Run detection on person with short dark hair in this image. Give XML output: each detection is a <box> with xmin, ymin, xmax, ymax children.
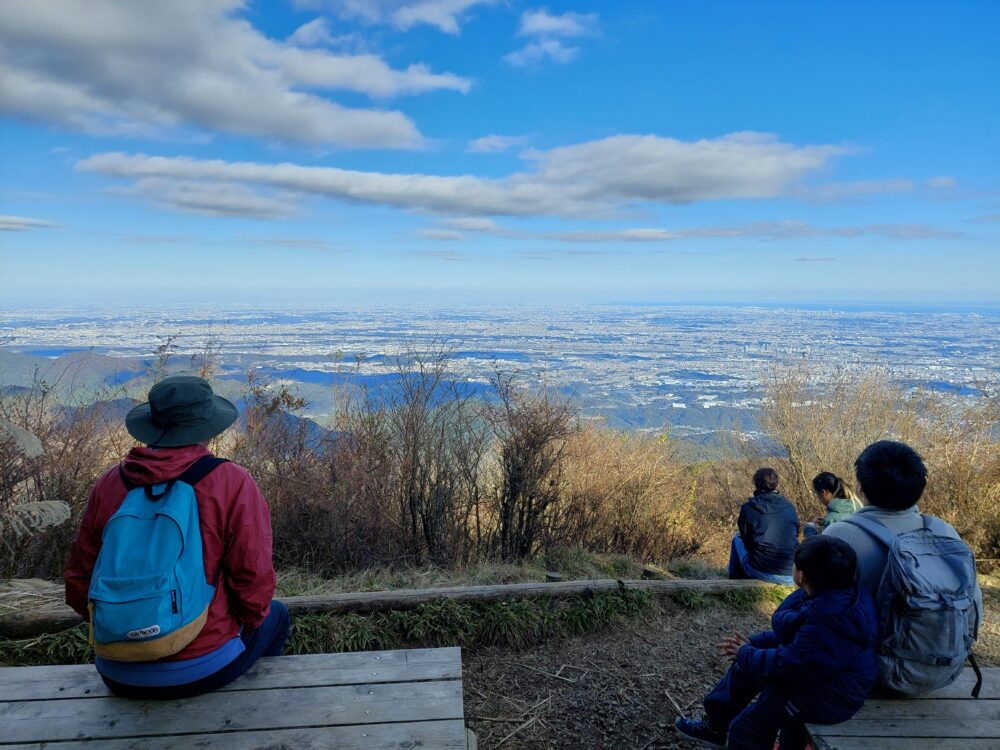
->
<box><xmin>728</xmin><ymin>467</ymin><xmax>799</xmax><ymax>584</ymax></box>
<box><xmin>824</xmin><ymin>440</ymin><xmax>963</xmax><ymax>598</ymax></box>
<box><xmin>803</xmin><ymin>471</ymin><xmax>862</xmax><ymax>537</ymax></box>
<box><xmin>676</xmin><ymin>536</ymin><xmax>878</xmax><ymax>750</ymax></box>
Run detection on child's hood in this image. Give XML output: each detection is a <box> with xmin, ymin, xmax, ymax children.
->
<box><xmin>806</xmin><ymin>585</ymin><xmax>878</xmax><ymax>647</ymax></box>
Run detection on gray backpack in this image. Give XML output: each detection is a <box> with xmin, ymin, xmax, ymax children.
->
<box><xmin>843</xmin><ymin>513</ymin><xmax>983</xmax><ymax>697</ymax></box>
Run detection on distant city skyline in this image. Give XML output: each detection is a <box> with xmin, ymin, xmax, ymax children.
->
<box><xmin>1</xmin><ymin>1</ymin><xmax>998</xmax><ymax>305</ymax></box>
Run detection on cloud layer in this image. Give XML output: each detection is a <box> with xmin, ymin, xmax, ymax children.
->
<box><xmin>294</xmin><ymin>0</ymin><xmax>495</xmax><ymax>34</ymax></box>
<box><xmin>506</xmin><ymin>8</ymin><xmax>599</xmax><ymax>67</ymax></box>
<box><xmin>0</xmin><ymin>0</ymin><xmax>470</xmax><ymax>147</ymax></box>
<box><xmin>428</xmin><ymin>218</ymin><xmax>963</xmax><ymax>244</ymax></box>
<box><xmin>0</xmin><ymin>215</ymin><xmax>59</xmax><ymax>231</ymax></box>
<box><xmin>79</xmin><ymin>132</ymin><xmax>848</xmax><ymax>218</ymax></box>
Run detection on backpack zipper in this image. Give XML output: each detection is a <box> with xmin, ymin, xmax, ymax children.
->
<box><xmin>170</xmin><ymin>589</ymin><xmax>178</xmax><ymax>614</ymax></box>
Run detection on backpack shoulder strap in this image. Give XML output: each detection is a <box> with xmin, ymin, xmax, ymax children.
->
<box><xmin>920</xmin><ymin>513</ymin><xmax>954</xmax><ymax>536</ymax></box>
<box><xmin>841</xmin><ymin>512</ymin><xmax>898</xmax><ymax>548</ymax></box>
<box><xmin>177</xmin><ymin>456</ymin><xmax>229</xmax><ymax>487</ymax></box>
<box><xmin>118</xmin><ymin>464</ymin><xmax>137</xmax><ymax>492</ymax></box>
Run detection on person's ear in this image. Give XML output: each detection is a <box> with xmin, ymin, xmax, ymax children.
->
<box><xmin>793</xmin><ymin>566</ymin><xmax>807</xmax><ymax>589</ymax></box>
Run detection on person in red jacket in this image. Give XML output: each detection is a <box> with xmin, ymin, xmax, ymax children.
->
<box><xmin>65</xmin><ymin>374</ymin><xmax>290</xmax><ymax>699</ymax></box>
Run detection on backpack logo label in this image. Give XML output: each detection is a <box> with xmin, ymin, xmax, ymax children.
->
<box><xmin>127</xmin><ymin>624</ymin><xmax>161</xmax><ymax>639</ymax></box>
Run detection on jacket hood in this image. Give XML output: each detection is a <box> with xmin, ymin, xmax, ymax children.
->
<box><xmin>827</xmin><ymin>498</ymin><xmax>858</xmax><ymax>514</ymax></box>
<box><xmin>806</xmin><ymin>585</ymin><xmax>878</xmax><ymax>648</ymax></box>
<box><xmin>120</xmin><ymin>444</ymin><xmax>212</xmax><ymax>486</ymax></box>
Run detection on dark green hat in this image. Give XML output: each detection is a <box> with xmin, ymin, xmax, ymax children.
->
<box><xmin>126</xmin><ymin>375</ymin><xmax>238</xmax><ymax>447</ymax></box>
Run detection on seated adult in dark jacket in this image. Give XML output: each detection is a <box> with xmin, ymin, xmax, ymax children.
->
<box><xmin>729</xmin><ymin>467</ymin><xmax>799</xmax><ymax>583</ymax></box>
<box><xmin>677</xmin><ymin>536</ymin><xmax>878</xmax><ymax>750</ymax></box>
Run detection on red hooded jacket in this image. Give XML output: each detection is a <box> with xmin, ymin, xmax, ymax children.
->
<box><xmin>65</xmin><ymin>445</ymin><xmax>276</xmax><ymax>661</ymax></box>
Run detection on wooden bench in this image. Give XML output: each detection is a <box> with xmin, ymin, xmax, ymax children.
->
<box><xmin>806</xmin><ymin>667</ymin><xmax>998</xmax><ymax>750</ymax></box>
<box><xmin>0</xmin><ymin>646</ymin><xmax>476</xmax><ymax>749</ymax></box>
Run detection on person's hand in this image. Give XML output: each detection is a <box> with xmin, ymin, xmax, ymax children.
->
<box><xmin>811</xmin><ymin>516</ymin><xmax>822</xmax><ymax>526</ymax></box>
<box><xmin>717</xmin><ymin>630</ymin><xmax>749</xmax><ymax>660</ymax></box>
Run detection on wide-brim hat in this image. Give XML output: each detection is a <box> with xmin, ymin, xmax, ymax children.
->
<box><xmin>126</xmin><ymin>374</ymin><xmax>238</xmax><ymax>448</ymax></box>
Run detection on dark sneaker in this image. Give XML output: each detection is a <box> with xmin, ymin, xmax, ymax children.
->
<box><xmin>674</xmin><ymin>717</ymin><xmax>727</xmax><ymax>749</ymax></box>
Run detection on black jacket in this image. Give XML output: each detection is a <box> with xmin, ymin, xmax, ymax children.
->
<box><xmin>737</xmin><ymin>490</ymin><xmax>800</xmax><ymax>575</ymax></box>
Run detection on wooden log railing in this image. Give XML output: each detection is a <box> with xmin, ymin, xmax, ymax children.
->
<box><xmin>0</xmin><ymin>577</ymin><xmax>775</xmax><ymax>640</ymax></box>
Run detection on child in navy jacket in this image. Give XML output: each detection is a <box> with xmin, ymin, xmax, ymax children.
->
<box><xmin>676</xmin><ymin>535</ymin><xmax>878</xmax><ymax>750</ymax></box>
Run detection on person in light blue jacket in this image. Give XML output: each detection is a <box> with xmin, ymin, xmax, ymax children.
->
<box><xmin>803</xmin><ymin>471</ymin><xmax>862</xmax><ymax>537</ymax></box>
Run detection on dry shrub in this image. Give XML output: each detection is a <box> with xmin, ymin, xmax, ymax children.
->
<box><xmin>484</xmin><ymin>370</ymin><xmax>575</xmax><ymax>562</ymax></box>
<box><xmin>224</xmin><ymin>371</ymin><xmax>336</xmax><ymax>572</ymax></box>
<box><xmin>554</xmin><ymin>425</ymin><xmax>705</xmax><ymax>562</ymax></box>
<box><xmin>0</xmin><ymin>368</ymin><xmax>135</xmax><ymax>577</ymax></box>
<box><xmin>725</xmin><ymin>363</ymin><xmax>1000</xmax><ymax>556</ymax></box>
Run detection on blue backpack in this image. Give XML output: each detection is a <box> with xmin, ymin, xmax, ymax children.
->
<box><xmin>88</xmin><ymin>456</ymin><xmax>227</xmax><ymax>661</ymax></box>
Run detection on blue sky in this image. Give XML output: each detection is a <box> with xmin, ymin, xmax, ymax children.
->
<box><xmin>1</xmin><ymin>0</ymin><xmax>998</xmax><ymax>306</ymax></box>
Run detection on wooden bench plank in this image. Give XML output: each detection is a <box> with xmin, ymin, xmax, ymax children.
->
<box><xmin>0</xmin><ymin>648</ymin><xmax>461</xmax><ymax>701</ymax></box>
<box><xmin>807</xmin><ymin>668</ymin><xmax>999</xmax><ymax>747</ymax></box>
<box><xmin>0</xmin><ymin>681</ymin><xmax>464</xmax><ymax>744</ymax></box>
<box><xmin>848</xmin><ymin>699</ymin><xmax>1000</xmax><ymax>720</ymax></box>
<box><xmin>0</xmin><ymin>719</ymin><xmax>469</xmax><ymax>749</ymax></box>
<box><xmin>811</xmin><ymin>739</ymin><xmax>1000</xmax><ymax>750</ymax></box>
<box><xmin>908</xmin><ymin>668</ymin><xmax>999</xmax><ymax>699</ymax></box>
<box><xmin>812</xmin><ymin>719</ymin><xmax>1000</xmax><ymax>738</ymax></box>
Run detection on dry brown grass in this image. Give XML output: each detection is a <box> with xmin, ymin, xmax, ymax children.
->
<box><xmin>555</xmin><ymin>426</ymin><xmax>704</xmax><ymax>562</ymax></box>
<box><xmin>729</xmin><ymin>364</ymin><xmax>1000</xmax><ymax>556</ymax></box>
<box><xmin>1</xmin><ymin>352</ymin><xmax>997</xmax><ymax>579</ymax></box>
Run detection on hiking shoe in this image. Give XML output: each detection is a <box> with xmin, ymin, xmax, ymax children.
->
<box><xmin>674</xmin><ymin>717</ymin><xmax>727</xmax><ymax>749</ymax></box>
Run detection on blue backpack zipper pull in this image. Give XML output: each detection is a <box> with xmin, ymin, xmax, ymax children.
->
<box><xmin>170</xmin><ymin>589</ymin><xmax>178</xmax><ymax>614</ymax></box>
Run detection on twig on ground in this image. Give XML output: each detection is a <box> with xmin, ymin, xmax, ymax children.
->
<box><xmin>517</xmin><ymin>662</ymin><xmax>578</xmax><ymax>682</ymax></box>
<box><xmin>497</xmin><ymin>717</ymin><xmax>536</xmax><ymax>747</ymax></box>
<box><xmin>664</xmin><ymin>688</ymin><xmax>685</xmax><ymax>717</ymax></box>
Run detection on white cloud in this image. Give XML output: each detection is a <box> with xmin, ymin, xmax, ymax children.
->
<box><xmin>544</xmin><ymin>221</ymin><xmax>963</xmax><ymax>242</ymax></box>
<box><xmin>432</xmin><ymin>218</ymin><xmax>963</xmax><ymax>243</ymax></box>
<box><xmin>413</xmin><ymin>249</ymin><xmax>466</xmax><ymax>261</ymax></box>
<box><xmin>506</xmin><ymin>8</ymin><xmax>598</xmax><ymax>67</ymax></box>
<box><xmin>121</xmin><ymin>177</ymin><xmax>300</xmax><ymax>219</ymax></box>
<box><xmin>466</xmin><ymin>134</ymin><xmax>529</xmax><ymax>153</ymax></box>
<box><xmin>518</xmin><ymin>8</ymin><xmax>598</xmax><ymax>37</ymax></box>
<box><xmin>418</xmin><ymin>229</ymin><xmax>465</xmax><ymax>241</ymax></box>
<box><xmin>0</xmin><ymin>0</ymin><xmax>470</xmax><ymax>147</ymax></box>
<box><xmin>239</xmin><ymin>236</ymin><xmax>339</xmax><ymax>251</ymax></box>
<box><xmin>288</xmin><ymin>18</ymin><xmax>338</xmax><ymax>47</ymax></box>
<box><xmin>0</xmin><ymin>215</ymin><xmax>59</xmax><ymax>231</ymax></box>
<box><xmin>797</xmin><ymin>178</ymin><xmax>915</xmax><ymax>202</ymax></box>
<box><xmin>78</xmin><ymin>133</ymin><xmax>850</xmax><ymax>219</ymax></box>
<box><xmin>295</xmin><ymin>0</ymin><xmax>494</xmax><ymax>34</ymax></box>
<box><xmin>276</xmin><ymin>48</ymin><xmax>471</xmax><ymax>97</ymax></box>
<box><xmin>441</xmin><ymin>217</ymin><xmax>504</xmax><ymax>231</ymax></box>
<box><xmin>505</xmin><ymin>39</ymin><xmax>579</xmax><ymax>67</ymax></box>
<box><xmin>926</xmin><ymin>176</ymin><xmax>958</xmax><ymax>189</ymax></box>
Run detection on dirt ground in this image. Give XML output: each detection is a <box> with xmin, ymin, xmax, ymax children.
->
<box><xmin>463</xmin><ymin>576</ymin><xmax>1000</xmax><ymax>750</ymax></box>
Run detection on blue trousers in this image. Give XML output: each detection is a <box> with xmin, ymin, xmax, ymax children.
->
<box><xmin>704</xmin><ymin>660</ymin><xmax>810</xmax><ymax>750</ymax></box>
<box><xmin>102</xmin><ymin>600</ymin><xmax>292</xmax><ymax>700</ymax></box>
<box><xmin>728</xmin><ymin>536</ymin><xmax>795</xmax><ymax>585</ymax></box>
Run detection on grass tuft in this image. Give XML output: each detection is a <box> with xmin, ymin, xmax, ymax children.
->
<box><xmin>286</xmin><ymin>591</ymin><xmax>653</xmax><ymax>655</ymax></box>
<box><xmin>720</xmin><ymin>585</ymin><xmax>791</xmax><ymax>612</ymax></box>
<box><xmin>0</xmin><ymin>626</ymin><xmax>92</xmax><ymax>667</ymax></box>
